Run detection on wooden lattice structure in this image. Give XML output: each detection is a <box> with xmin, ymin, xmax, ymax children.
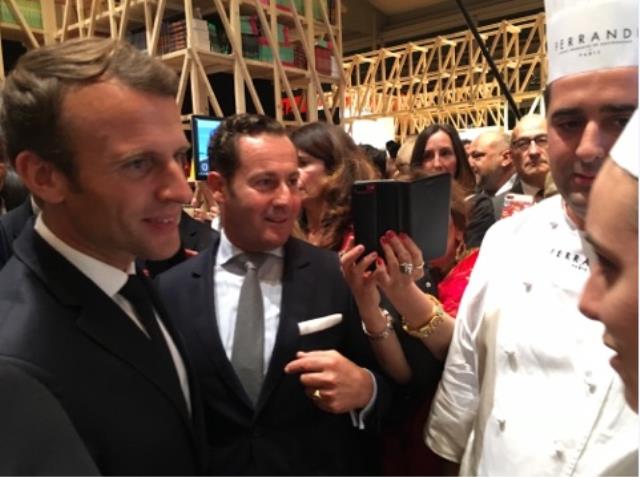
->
<box><xmin>13</xmin><ymin>0</ymin><xmax>345</xmax><ymax>125</ymax></box>
<box><xmin>337</xmin><ymin>13</ymin><xmax>547</xmax><ymax>139</ymax></box>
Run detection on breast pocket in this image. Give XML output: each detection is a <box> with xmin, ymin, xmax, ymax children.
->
<box><xmin>297</xmin><ymin>319</ymin><xmax>344</xmax><ymax>351</ymax></box>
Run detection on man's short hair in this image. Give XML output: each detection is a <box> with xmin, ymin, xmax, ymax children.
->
<box><xmin>1</xmin><ymin>37</ymin><xmax>179</xmax><ymax>177</ymax></box>
<box><xmin>511</xmin><ymin>114</ymin><xmax>547</xmax><ymax>144</ymax></box>
<box><xmin>208</xmin><ymin>113</ymin><xmax>286</xmax><ymax>180</ymax></box>
<box><xmin>478</xmin><ymin>130</ymin><xmax>510</xmax><ymax>151</ymax></box>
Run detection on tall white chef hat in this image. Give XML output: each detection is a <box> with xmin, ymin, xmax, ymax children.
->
<box><xmin>545</xmin><ymin>0</ymin><xmax>638</xmax><ymax>83</ymax></box>
<box><xmin>609</xmin><ymin>111</ymin><xmax>638</xmax><ymax>179</ymax></box>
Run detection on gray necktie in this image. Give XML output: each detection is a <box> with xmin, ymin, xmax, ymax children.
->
<box><xmin>230</xmin><ymin>253</ymin><xmax>267</xmax><ymax>405</ymax></box>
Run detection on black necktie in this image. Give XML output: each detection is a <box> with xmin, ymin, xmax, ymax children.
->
<box><xmin>119</xmin><ymin>274</ymin><xmax>183</xmax><ymax>399</ymax></box>
<box><xmin>120</xmin><ymin>274</ymin><xmax>168</xmax><ymax>344</ymax></box>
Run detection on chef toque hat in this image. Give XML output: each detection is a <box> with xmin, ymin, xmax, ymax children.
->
<box><xmin>545</xmin><ymin>0</ymin><xmax>638</xmax><ymax>84</ymax></box>
<box><xmin>609</xmin><ymin>111</ymin><xmax>639</xmax><ymax>179</ymax></box>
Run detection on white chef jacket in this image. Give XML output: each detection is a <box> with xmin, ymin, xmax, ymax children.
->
<box><xmin>426</xmin><ymin>195</ymin><xmax>638</xmax><ymax>476</ymax></box>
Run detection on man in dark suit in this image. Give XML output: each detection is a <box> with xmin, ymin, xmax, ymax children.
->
<box><xmin>492</xmin><ymin>114</ymin><xmax>554</xmax><ymax>218</ymax></box>
<box><xmin>465</xmin><ymin>131</ymin><xmax>515</xmax><ymax>245</ymax></box>
<box><xmin>468</xmin><ymin>130</ymin><xmax>514</xmax><ymax>201</ymax></box>
<box><xmin>0</xmin><ymin>359</ymin><xmax>99</xmax><ymax>476</ymax></box>
<box><xmin>156</xmin><ymin>114</ymin><xmax>391</xmax><ymax>475</ymax></box>
<box><xmin>0</xmin><ymin>168</ymin><xmax>29</xmax><ymax>213</ymax></box>
<box><xmin>0</xmin><ymin>196</ymin><xmax>33</xmax><ymax>268</ymax></box>
<box><xmin>0</xmin><ymin>38</ymin><xmax>205</xmax><ymax>475</ymax></box>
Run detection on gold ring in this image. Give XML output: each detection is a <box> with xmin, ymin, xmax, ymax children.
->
<box><xmin>415</xmin><ymin>261</ymin><xmax>425</xmax><ymax>269</ymax></box>
<box><xmin>312</xmin><ymin>389</ymin><xmax>322</xmax><ymax>400</ymax></box>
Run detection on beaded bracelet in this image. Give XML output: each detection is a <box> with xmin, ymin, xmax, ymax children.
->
<box><xmin>362</xmin><ymin>308</ymin><xmax>394</xmax><ymax>341</ymax></box>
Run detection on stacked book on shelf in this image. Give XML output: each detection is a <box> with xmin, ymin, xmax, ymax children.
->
<box><xmin>315</xmin><ymin>38</ymin><xmax>338</xmax><ymax>77</ymax></box>
<box><xmin>240</xmin><ymin>14</ymin><xmax>298</xmax><ymax>67</ymax></box>
<box><xmin>127</xmin><ymin>17</ymin><xmax>229</xmax><ymax>55</ymax></box>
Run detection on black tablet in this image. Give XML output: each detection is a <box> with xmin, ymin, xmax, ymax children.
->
<box><xmin>351</xmin><ymin>173</ymin><xmax>451</xmax><ymax>261</ymax></box>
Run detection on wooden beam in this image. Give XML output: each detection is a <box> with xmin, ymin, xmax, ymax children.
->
<box><xmin>118</xmin><ymin>0</ymin><xmax>132</xmax><ymax>41</ymax></box>
<box><xmin>176</xmin><ymin>52</ymin><xmax>191</xmax><ymax>111</ymax></box>
<box><xmin>286</xmin><ymin>0</ymin><xmax>332</xmax><ymax>124</ymax></box>
<box><xmin>191</xmin><ymin>49</ymin><xmax>224</xmax><ymax>117</ymax></box>
<box><xmin>252</xmin><ymin>0</ymin><xmax>302</xmax><ymax>123</ymax></box>
<box><xmin>212</xmin><ymin>0</ymin><xmax>265</xmax><ymax>115</ymax></box>
<box><xmin>148</xmin><ymin>0</ymin><xmax>166</xmax><ymax>57</ymax></box>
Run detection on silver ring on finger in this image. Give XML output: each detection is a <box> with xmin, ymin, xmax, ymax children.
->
<box><xmin>399</xmin><ymin>262</ymin><xmax>413</xmax><ymax>275</ymax></box>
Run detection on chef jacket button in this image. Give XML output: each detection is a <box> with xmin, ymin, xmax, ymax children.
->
<box><xmin>497</xmin><ymin>419</ymin><xmax>506</xmax><ymax>431</ymax></box>
<box><xmin>552</xmin><ymin>441</ymin><xmax>565</xmax><ymax>460</ymax></box>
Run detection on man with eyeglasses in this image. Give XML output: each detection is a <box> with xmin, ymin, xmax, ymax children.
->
<box><xmin>492</xmin><ymin>114</ymin><xmax>554</xmax><ymax>218</ymax></box>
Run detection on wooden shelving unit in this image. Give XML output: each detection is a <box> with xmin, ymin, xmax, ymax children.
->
<box><xmin>0</xmin><ymin>2</ymin><xmax>548</xmax><ymax>141</ymax></box>
<box><xmin>45</xmin><ymin>0</ymin><xmax>344</xmax><ymax>126</ymax></box>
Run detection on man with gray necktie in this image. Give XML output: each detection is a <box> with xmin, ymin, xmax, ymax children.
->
<box><xmin>156</xmin><ymin>113</ymin><xmax>392</xmax><ymax>475</ymax></box>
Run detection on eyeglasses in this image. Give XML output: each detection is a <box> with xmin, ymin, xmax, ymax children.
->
<box><xmin>512</xmin><ymin>135</ymin><xmax>548</xmax><ymax>151</ymax></box>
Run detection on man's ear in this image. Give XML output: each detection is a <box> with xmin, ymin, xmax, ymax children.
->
<box><xmin>15</xmin><ymin>151</ymin><xmax>68</xmax><ymax>204</ymax></box>
<box><xmin>500</xmin><ymin>149</ymin><xmax>513</xmax><ymax>168</ymax></box>
<box><xmin>207</xmin><ymin>171</ymin><xmax>226</xmax><ymax>205</ymax></box>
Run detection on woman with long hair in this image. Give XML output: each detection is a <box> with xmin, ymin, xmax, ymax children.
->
<box><xmin>291</xmin><ymin>121</ymin><xmax>377</xmax><ymax>251</ymax></box>
<box><xmin>410</xmin><ymin>123</ymin><xmax>475</xmax><ymax>194</ymax></box>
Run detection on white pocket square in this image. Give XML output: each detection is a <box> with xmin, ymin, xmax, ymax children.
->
<box><xmin>298</xmin><ymin>314</ymin><xmax>342</xmax><ymax>336</ymax></box>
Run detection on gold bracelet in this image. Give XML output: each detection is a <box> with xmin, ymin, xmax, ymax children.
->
<box><xmin>401</xmin><ymin>294</ymin><xmax>445</xmax><ymax>339</ymax></box>
<box><xmin>362</xmin><ymin>308</ymin><xmax>394</xmax><ymax>341</ymax></box>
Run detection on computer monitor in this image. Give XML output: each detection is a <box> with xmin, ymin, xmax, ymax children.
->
<box><xmin>191</xmin><ymin>115</ymin><xmax>223</xmax><ymax>180</ymax></box>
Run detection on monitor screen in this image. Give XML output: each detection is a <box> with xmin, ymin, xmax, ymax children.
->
<box><xmin>191</xmin><ymin>115</ymin><xmax>222</xmax><ymax>180</ymax></box>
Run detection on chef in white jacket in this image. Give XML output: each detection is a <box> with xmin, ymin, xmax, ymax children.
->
<box><xmin>579</xmin><ymin>112</ymin><xmax>639</xmax><ymax>476</ymax></box>
<box><xmin>425</xmin><ymin>0</ymin><xmax>639</xmax><ymax>475</ymax></box>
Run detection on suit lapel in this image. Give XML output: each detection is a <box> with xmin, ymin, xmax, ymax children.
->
<box><xmin>511</xmin><ymin>178</ymin><xmax>524</xmax><ymax>194</ymax></box>
<box><xmin>13</xmin><ymin>227</ymin><xmax>191</xmax><ymax>424</ymax></box>
<box><xmin>179</xmin><ymin>211</ymin><xmax>214</xmax><ymax>251</ymax></box>
<box><xmin>256</xmin><ymin>238</ymin><xmax>312</xmax><ymax>413</ymax></box>
<box><xmin>187</xmin><ymin>236</ymin><xmax>254</xmax><ymax>408</ymax></box>
<box><xmin>8</xmin><ymin>199</ymin><xmax>33</xmax><ymax>242</ymax></box>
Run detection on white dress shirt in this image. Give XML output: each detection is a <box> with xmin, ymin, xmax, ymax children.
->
<box><xmin>495</xmin><ymin>173</ymin><xmax>517</xmax><ymax>196</ymax></box>
<box><xmin>34</xmin><ymin>215</ymin><xmax>191</xmax><ymax>414</ymax></box>
<box><xmin>214</xmin><ymin>229</ymin><xmax>283</xmax><ymax>371</ymax></box>
<box><xmin>426</xmin><ymin>195</ymin><xmax>638</xmax><ymax>475</ymax></box>
<box><xmin>214</xmin><ymin>230</ymin><xmax>376</xmax><ymax>428</ymax></box>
